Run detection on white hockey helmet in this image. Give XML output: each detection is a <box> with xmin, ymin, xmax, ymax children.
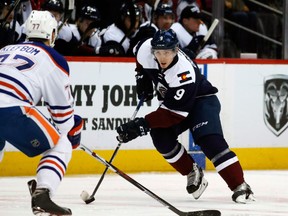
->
<box><xmin>25</xmin><ymin>10</ymin><xmax>58</xmax><ymax>47</ymax></box>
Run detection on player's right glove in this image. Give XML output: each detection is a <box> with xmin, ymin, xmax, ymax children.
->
<box><xmin>135</xmin><ymin>72</ymin><xmax>154</xmax><ymax>102</ymax></box>
<box><xmin>68</xmin><ymin>115</ymin><xmax>83</xmax><ymax>149</ymax></box>
<box><xmin>116</xmin><ymin>118</ymin><xmax>150</xmax><ymax>143</ymax></box>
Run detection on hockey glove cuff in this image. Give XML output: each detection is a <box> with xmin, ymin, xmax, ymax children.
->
<box><xmin>116</xmin><ymin>118</ymin><xmax>150</xmax><ymax>143</ymax></box>
<box><xmin>68</xmin><ymin>115</ymin><xmax>84</xmax><ymax>149</ymax></box>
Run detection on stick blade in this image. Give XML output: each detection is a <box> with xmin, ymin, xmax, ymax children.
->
<box><xmin>84</xmin><ymin>197</ymin><xmax>95</xmax><ymax>204</ymax></box>
<box><xmin>187</xmin><ymin>210</ymin><xmax>221</xmax><ymax>216</ymax></box>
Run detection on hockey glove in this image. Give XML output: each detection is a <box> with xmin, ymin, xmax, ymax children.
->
<box><xmin>186</xmin><ymin>35</ymin><xmax>205</xmax><ymax>53</ymax></box>
<box><xmin>99</xmin><ymin>41</ymin><xmax>126</xmax><ymax>56</ymax></box>
<box><xmin>68</xmin><ymin>115</ymin><xmax>84</xmax><ymax>149</ymax></box>
<box><xmin>136</xmin><ymin>72</ymin><xmax>154</xmax><ymax>102</ymax></box>
<box><xmin>116</xmin><ymin>118</ymin><xmax>150</xmax><ymax>143</ymax></box>
<box><xmin>196</xmin><ymin>48</ymin><xmax>218</xmax><ymax>59</ymax></box>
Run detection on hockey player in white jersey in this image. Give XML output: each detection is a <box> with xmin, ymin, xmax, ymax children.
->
<box><xmin>99</xmin><ymin>2</ymin><xmax>141</xmax><ymax>56</ymax></box>
<box><xmin>0</xmin><ymin>10</ymin><xmax>83</xmax><ymax>215</ymax></box>
<box><xmin>171</xmin><ymin>5</ymin><xmax>218</xmax><ymax>59</ymax></box>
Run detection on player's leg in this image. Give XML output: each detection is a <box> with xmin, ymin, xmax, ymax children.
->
<box><xmin>190</xmin><ymin>95</ymin><xmax>255</xmax><ymax>203</ymax></box>
<box><xmin>150</xmin><ymin>127</ymin><xmax>207</xmax><ymax>199</ymax></box>
<box><xmin>197</xmin><ymin>134</ymin><xmax>255</xmax><ymax>203</ymax></box>
<box><xmin>0</xmin><ymin>106</ymin><xmax>72</xmax><ymax>215</ymax></box>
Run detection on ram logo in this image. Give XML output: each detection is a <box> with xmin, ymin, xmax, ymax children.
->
<box><xmin>264</xmin><ymin>74</ymin><xmax>288</xmax><ymax>136</ymax></box>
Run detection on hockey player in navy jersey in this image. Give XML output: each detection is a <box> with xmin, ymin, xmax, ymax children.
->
<box><xmin>116</xmin><ymin>29</ymin><xmax>255</xmax><ymax>204</ymax></box>
<box><xmin>0</xmin><ymin>10</ymin><xmax>83</xmax><ymax>215</ymax></box>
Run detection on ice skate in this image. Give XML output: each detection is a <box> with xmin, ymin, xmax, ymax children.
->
<box><xmin>186</xmin><ymin>163</ymin><xmax>208</xmax><ymax>199</ymax></box>
<box><xmin>232</xmin><ymin>182</ymin><xmax>256</xmax><ymax>204</ymax></box>
<box><xmin>32</xmin><ymin>188</ymin><xmax>72</xmax><ymax>216</ymax></box>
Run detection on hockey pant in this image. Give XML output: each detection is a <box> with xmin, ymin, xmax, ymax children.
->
<box><xmin>0</xmin><ymin>106</ymin><xmax>72</xmax><ymax>196</ymax></box>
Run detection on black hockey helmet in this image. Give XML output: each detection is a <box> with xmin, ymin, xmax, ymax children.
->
<box><xmin>79</xmin><ymin>5</ymin><xmax>101</xmax><ymax>22</ymax></box>
<box><xmin>116</xmin><ymin>2</ymin><xmax>141</xmax><ymax>35</ymax></box>
<box><xmin>119</xmin><ymin>2</ymin><xmax>140</xmax><ymax>19</ymax></box>
<box><xmin>151</xmin><ymin>29</ymin><xmax>179</xmax><ymax>50</ymax></box>
<box><xmin>154</xmin><ymin>3</ymin><xmax>174</xmax><ymax>17</ymax></box>
<box><xmin>41</xmin><ymin>0</ymin><xmax>64</xmax><ymax>13</ymax></box>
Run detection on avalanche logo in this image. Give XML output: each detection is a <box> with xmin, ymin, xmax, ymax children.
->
<box><xmin>177</xmin><ymin>71</ymin><xmax>192</xmax><ymax>83</ymax></box>
<box><xmin>264</xmin><ymin>74</ymin><xmax>288</xmax><ymax>136</ymax></box>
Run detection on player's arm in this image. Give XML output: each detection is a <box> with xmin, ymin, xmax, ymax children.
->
<box><xmin>116</xmin><ymin>77</ymin><xmax>198</xmax><ymax>143</ymax></box>
<box><xmin>135</xmin><ymin>61</ymin><xmax>154</xmax><ymax>101</ymax></box>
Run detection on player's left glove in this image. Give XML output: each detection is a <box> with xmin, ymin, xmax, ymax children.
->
<box><xmin>116</xmin><ymin>118</ymin><xmax>150</xmax><ymax>143</ymax></box>
<box><xmin>68</xmin><ymin>115</ymin><xmax>84</xmax><ymax>149</ymax></box>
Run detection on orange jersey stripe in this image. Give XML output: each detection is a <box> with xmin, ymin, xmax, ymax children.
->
<box><xmin>24</xmin><ymin>107</ymin><xmax>60</xmax><ymax>144</ymax></box>
<box><xmin>38</xmin><ymin>159</ymin><xmax>65</xmax><ymax>176</ymax></box>
<box><xmin>48</xmin><ymin>108</ymin><xmax>74</xmax><ymax>118</ymax></box>
<box><xmin>0</xmin><ymin>80</ymin><xmax>30</xmax><ymax>102</ymax></box>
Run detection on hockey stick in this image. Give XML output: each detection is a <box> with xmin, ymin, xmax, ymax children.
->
<box><xmin>196</xmin><ymin>18</ymin><xmax>219</xmax><ymax>53</ymax></box>
<box><xmin>81</xmin><ymin>96</ymin><xmax>144</xmax><ymax>204</ymax></box>
<box><xmin>80</xmin><ymin>144</ymin><xmax>221</xmax><ymax>216</ymax></box>
<box><xmin>1</xmin><ymin>0</ymin><xmax>21</xmax><ymax>29</ymax></box>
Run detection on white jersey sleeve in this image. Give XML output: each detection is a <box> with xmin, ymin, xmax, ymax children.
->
<box><xmin>0</xmin><ymin>41</ymin><xmax>74</xmax><ymax>134</ymax></box>
<box><xmin>171</xmin><ymin>22</ymin><xmax>192</xmax><ymax>48</ymax></box>
<box><xmin>136</xmin><ymin>38</ymin><xmax>158</xmax><ymax>69</ymax></box>
<box><xmin>102</xmin><ymin>24</ymin><xmax>130</xmax><ymax>53</ymax></box>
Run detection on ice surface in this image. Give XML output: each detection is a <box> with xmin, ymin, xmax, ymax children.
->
<box><xmin>0</xmin><ymin>170</ymin><xmax>287</xmax><ymax>216</ymax></box>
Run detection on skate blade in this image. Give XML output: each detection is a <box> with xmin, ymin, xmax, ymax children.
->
<box><xmin>34</xmin><ymin>212</ymin><xmax>71</xmax><ymax>216</ymax></box>
<box><xmin>234</xmin><ymin>193</ymin><xmax>256</xmax><ymax>204</ymax></box>
<box><xmin>247</xmin><ymin>193</ymin><xmax>256</xmax><ymax>202</ymax></box>
<box><xmin>192</xmin><ymin>178</ymin><xmax>208</xmax><ymax>199</ymax></box>
<box><xmin>33</xmin><ymin>208</ymin><xmax>71</xmax><ymax>216</ymax></box>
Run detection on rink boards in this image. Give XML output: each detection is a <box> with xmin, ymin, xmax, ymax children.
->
<box><xmin>1</xmin><ymin>58</ymin><xmax>288</xmax><ymax>176</ymax></box>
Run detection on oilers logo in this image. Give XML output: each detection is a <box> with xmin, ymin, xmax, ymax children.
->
<box><xmin>264</xmin><ymin>74</ymin><xmax>288</xmax><ymax>136</ymax></box>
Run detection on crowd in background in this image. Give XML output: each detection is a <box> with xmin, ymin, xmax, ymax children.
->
<box><xmin>0</xmin><ymin>0</ymin><xmax>284</xmax><ymax>59</ymax></box>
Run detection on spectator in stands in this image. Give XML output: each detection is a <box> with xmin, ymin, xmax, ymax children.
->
<box><xmin>69</xmin><ymin>4</ymin><xmax>103</xmax><ymax>56</ymax></box>
<box><xmin>98</xmin><ymin>1</ymin><xmax>141</xmax><ymax>56</ymax></box>
<box><xmin>171</xmin><ymin>5</ymin><xmax>218</xmax><ymax>59</ymax></box>
<box><xmin>224</xmin><ymin>0</ymin><xmax>258</xmax><ymax>53</ymax></box>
